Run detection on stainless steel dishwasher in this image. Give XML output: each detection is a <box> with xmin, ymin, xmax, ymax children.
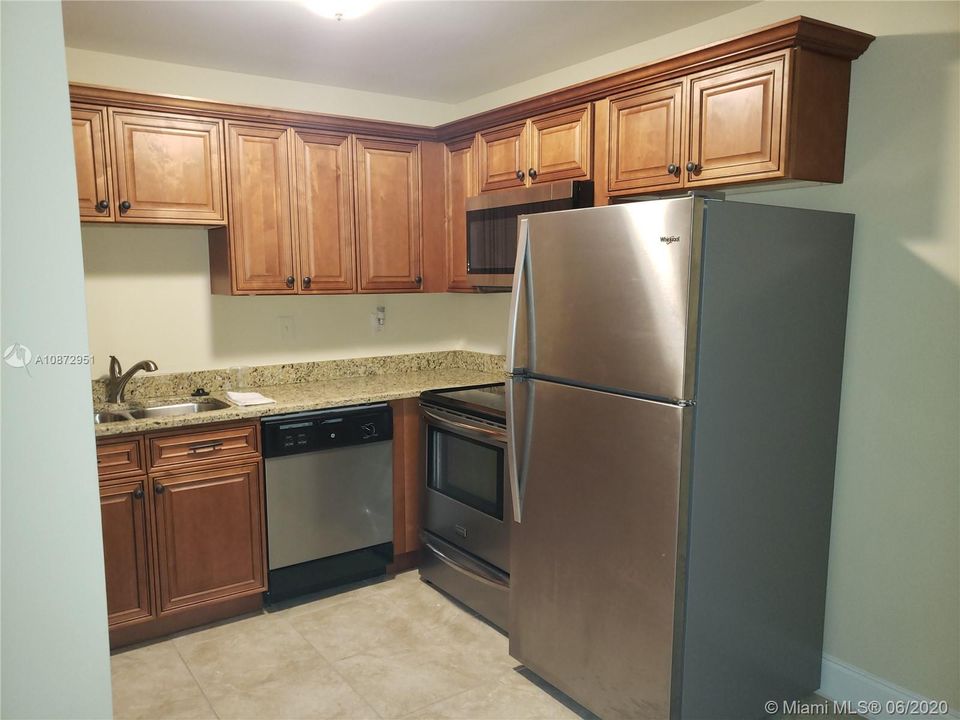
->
<box><xmin>261</xmin><ymin>404</ymin><xmax>393</xmax><ymax>602</ymax></box>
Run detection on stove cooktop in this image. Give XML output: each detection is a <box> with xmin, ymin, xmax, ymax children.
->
<box><xmin>419</xmin><ymin>383</ymin><xmax>506</xmax><ymax>422</ymax></box>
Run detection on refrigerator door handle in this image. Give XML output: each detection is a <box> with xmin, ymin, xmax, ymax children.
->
<box><xmin>506</xmin><ymin>218</ymin><xmax>530</xmax><ymax>373</ymax></box>
<box><xmin>506</xmin><ymin>376</ymin><xmax>529</xmax><ymax>523</ymax></box>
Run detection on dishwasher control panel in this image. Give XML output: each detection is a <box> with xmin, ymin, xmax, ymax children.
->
<box><xmin>261</xmin><ymin>404</ymin><xmax>393</xmax><ymax>458</ymax></box>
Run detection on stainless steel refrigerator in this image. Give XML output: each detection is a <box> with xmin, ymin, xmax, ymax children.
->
<box><xmin>505</xmin><ymin>195</ymin><xmax>854</xmax><ymax>720</ymax></box>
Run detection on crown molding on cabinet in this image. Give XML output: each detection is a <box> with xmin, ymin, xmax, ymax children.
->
<box><xmin>69</xmin><ymin>16</ymin><xmax>873</xmax><ymax>145</ymax></box>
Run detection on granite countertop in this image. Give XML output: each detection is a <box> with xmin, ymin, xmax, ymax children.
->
<box><xmin>93</xmin><ymin>366</ymin><xmax>504</xmax><ymax>437</ymax></box>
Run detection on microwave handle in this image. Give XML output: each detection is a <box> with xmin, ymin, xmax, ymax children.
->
<box><xmin>506</xmin><ymin>219</ymin><xmax>530</xmax><ymax>374</ymax></box>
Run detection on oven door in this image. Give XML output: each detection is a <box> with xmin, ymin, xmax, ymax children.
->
<box><xmin>421</xmin><ymin>406</ymin><xmax>511</xmax><ymax>571</ymax></box>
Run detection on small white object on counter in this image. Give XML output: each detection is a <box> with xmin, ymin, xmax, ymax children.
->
<box><xmin>226</xmin><ymin>391</ymin><xmax>276</xmax><ymax>406</ymax></box>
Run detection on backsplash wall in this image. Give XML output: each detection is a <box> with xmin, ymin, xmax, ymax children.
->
<box><xmin>81</xmin><ymin>224</ymin><xmax>511</xmax><ymax>377</ymax></box>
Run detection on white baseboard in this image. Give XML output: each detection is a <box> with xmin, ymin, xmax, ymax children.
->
<box><xmin>819</xmin><ymin>654</ymin><xmax>959</xmax><ymax>719</ymax></box>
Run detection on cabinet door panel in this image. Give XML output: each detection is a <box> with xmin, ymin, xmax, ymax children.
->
<box><xmin>355</xmin><ymin>137</ymin><xmax>422</xmax><ymax>292</ymax></box>
<box><xmin>227</xmin><ymin>124</ymin><xmax>296</xmax><ymax>293</ymax></box>
<box><xmin>154</xmin><ymin>462</ymin><xmax>265</xmax><ymax>612</ymax></box>
<box><xmin>608</xmin><ymin>83</ymin><xmax>684</xmax><ymax>193</ymax></box>
<box><xmin>292</xmin><ymin>131</ymin><xmax>356</xmax><ymax>293</ymax></box>
<box><xmin>100</xmin><ymin>480</ymin><xmax>154</xmax><ymax>626</ymax></box>
<box><xmin>109</xmin><ymin>109</ymin><xmax>226</xmax><ymax>223</ymax></box>
<box><xmin>444</xmin><ymin>138</ymin><xmax>477</xmax><ymax>291</ymax></box>
<box><xmin>478</xmin><ymin>122</ymin><xmax>527</xmax><ymax>192</ymax></box>
<box><xmin>687</xmin><ymin>54</ymin><xmax>787</xmax><ymax>184</ymax></box>
<box><xmin>73</xmin><ymin>106</ymin><xmax>113</xmax><ymax>221</ymax></box>
<box><xmin>530</xmin><ymin>104</ymin><xmax>592</xmax><ymax>184</ymax></box>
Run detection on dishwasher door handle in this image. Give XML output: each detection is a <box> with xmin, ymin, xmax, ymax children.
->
<box><xmin>420</xmin><ymin>532</ymin><xmax>509</xmax><ymax>590</ymax></box>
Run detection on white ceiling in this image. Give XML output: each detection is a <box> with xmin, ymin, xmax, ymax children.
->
<box><xmin>61</xmin><ymin>1</ymin><xmax>752</xmax><ymax>104</ymax></box>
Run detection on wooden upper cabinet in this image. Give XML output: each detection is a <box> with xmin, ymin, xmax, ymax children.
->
<box><xmin>608</xmin><ymin>82</ymin><xmax>684</xmax><ymax>193</ymax></box>
<box><xmin>291</xmin><ymin>131</ymin><xmax>356</xmax><ymax>293</ymax></box>
<box><xmin>686</xmin><ymin>52</ymin><xmax>787</xmax><ymax>185</ymax></box>
<box><xmin>72</xmin><ymin>106</ymin><xmax>113</xmax><ymax>221</ymax></box>
<box><xmin>478</xmin><ymin>122</ymin><xmax>527</xmax><ymax>192</ymax></box>
<box><xmin>100</xmin><ymin>480</ymin><xmax>154</xmax><ymax>627</ymax></box>
<box><xmin>355</xmin><ymin>137</ymin><xmax>422</xmax><ymax>292</ymax></box>
<box><xmin>109</xmin><ymin>109</ymin><xmax>226</xmax><ymax>223</ymax></box>
<box><xmin>444</xmin><ymin>138</ymin><xmax>477</xmax><ymax>291</ymax></box>
<box><xmin>226</xmin><ymin>124</ymin><xmax>296</xmax><ymax>293</ymax></box>
<box><xmin>529</xmin><ymin>104</ymin><xmax>592</xmax><ymax>184</ymax></box>
<box><xmin>153</xmin><ymin>462</ymin><xmax>265</xmax><ymax>613</ymax></box>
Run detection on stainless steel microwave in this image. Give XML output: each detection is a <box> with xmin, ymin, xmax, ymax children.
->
<box><xmin>465</xmin><ymin>180</ymin><xmax>594</xmax><ymax>289</ymax></box>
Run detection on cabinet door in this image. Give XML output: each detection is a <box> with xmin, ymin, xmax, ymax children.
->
<box><xmin>227</xmin><ymin>124</ymin><xmax>296</xmax><ymax>293</ymax></box>
<box><xmin>686</xmin><ymin>53</ymin><xmax>787</xmax><ymax>185</ymax></box>
<box><xmin>477</xmin><ymin>122</ymin><xmax>527</xmax><ymax>191</ymax></box>
<box><xmin>72</xmin><ymin>106</ymin><xmax>113</xmax><ymax>221</ymax></box>
<box><xmin>444</xmin><ymin>138</ymin><xmax>477</xmax><ymax>291</ymax></box>
<box><xmin>109</xmin><ymin>109</ymin><xmax>226</xmax><ymax>223</ymax></box>
<box><xmin>529</xmin><ymin>104</ymin><xmax>592</xmax><ymax>184</ymax></box>
<box><xmin>291</xmin><ymin>130</ymin><xmax>356</xmax><ymax>293</ymax></box>
<box><xmin>100</xmin><ymin>480</ymin><xmax>154</xmax><ymax>626</ymax></box>
<box><xmin>153</xmin><ymin>462</ymin><xmax>265</xmax><ymax>612</ymax></box>
<box><xmin>608</xmin><ymin>82</ymin><xmax>684</xmax><ymax>193</ymax></box>
<box><xmin>355</xmin><ymin>137</ymin><xmax>422</xmax><ymax>292</ymax></box>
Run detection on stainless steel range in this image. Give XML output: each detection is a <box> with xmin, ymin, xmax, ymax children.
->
<box><xmin>419</xmin><ymin>383</ymin><xmax>510</xmax><ymax>630</ymax></box>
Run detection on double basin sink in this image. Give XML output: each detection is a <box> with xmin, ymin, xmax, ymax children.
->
<box><xmin>94</xmin><ymin>398</ymin><xmax>231</xmax><ymax>425</ymax></box>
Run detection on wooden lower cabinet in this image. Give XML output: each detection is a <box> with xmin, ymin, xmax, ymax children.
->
<box><xmin>389</xmin><ymin>398</ymin><xmax>424</xmax><ymax>571</ymax></box>
<box><xmin>97</xmin><ymin>422</ymin><xmax>266</xmax><ymax>647</ymax></box>
<box><xmin>153</xmin><ymin>461</ymin><xmax>266</xmax><ymax>612</ymax></box>
<box><xmin>100</xmin><ymin>479</ymin><xmax>154</xmax><ymax>627</ymax></box>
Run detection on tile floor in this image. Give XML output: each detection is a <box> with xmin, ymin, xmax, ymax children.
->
<box><xmin>111</xmin><ymin>570</ymin><xmax>855</xmax><ymax>720</ymax></box>
<box><xmin>111</xmin><ymin>570</ymin><xmax>592</xmax><ymax>720</ymax></box>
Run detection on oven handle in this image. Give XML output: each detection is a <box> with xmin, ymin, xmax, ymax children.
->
<box><xmin>420</xmin><ymin>533</ymin><xmax>509</xmax><ymax>590</ymax></box>
<box><xmin>421</xmin><ymin>408</ymin><xmax>506</xmax><ymax>443</ymax></box>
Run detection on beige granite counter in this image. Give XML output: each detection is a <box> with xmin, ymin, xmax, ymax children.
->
<box><xmin>93</xmin><ymin>351</ymin><xmax>505</xmax><ymax>438</ymax></box>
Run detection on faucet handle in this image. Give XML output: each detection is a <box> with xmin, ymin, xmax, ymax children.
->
<box><xmin>109</xmin><ymin>355</ymin><xmax>122</xmax><ymax>379</ymax></box>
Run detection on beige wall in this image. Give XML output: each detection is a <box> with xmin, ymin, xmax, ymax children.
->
<box><xmin>81</xmin><ymin>225</ymin><xmax>510</xmax><ymax>376</ymax></box>
<box><xmin>67</xmin><ymin>46</ymin><xmax>455</xmax><ymax>126</ymax></box>
<box><xmin>68</xmin><ymin>0</ymin><xmax>959</xmax><ymax>707</ymax></box>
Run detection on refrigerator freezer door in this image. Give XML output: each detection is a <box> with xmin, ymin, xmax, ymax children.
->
<box><xmin>508</xmin><ymin>378</ymin><xmax>691</xmax><ymax>719</ymax></box>
<box><xmin>510</xmin><ymin>198</ymin><xmax>702</xmax><ymax>401</ymax></box>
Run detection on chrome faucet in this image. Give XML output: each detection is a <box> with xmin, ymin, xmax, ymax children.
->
<box><xmin>106</xmin><ymin>356</ymin><xmax>158</xmax><ymax>403</ymax></box>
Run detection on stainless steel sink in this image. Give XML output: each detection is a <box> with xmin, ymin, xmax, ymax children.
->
<box><xmin>127</xmin><ymin>399</ymin><xmax>230</xmax><ymax>419</ymax></box>
<box><xmin>94</xmin><ymin>410</ymin><xmax>133</xmax><ymax>424</ymax></box>
<box><xmin>93</xmin><ymin>398</ymin><xmax>231</xmax><ymax>424</ymax></box>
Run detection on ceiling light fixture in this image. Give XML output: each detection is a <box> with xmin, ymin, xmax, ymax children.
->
<box><xmin>303</xmin><ymin>0</ymin><xmax>380</xmax><ymax>21</ymax></box>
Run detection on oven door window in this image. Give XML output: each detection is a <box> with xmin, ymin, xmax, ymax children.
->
<box><xmin>427</xmin><ymin>426</ymin><xmax>504</xmax><ymax>520</ymax></box>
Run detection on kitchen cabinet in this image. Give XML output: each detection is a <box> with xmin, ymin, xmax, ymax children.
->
<box><xmin>607</xmin><ymin>81</ymin><xmax>685</xmax><ymax>193</ymax></box>
<box><xmin>96</xmin><ymin>421</ymin><xmax>264</xmax><ymax>648</ymax></box>
<box><xmin>223</xmin><ymin>123</ymin><xmax>296</xmax><ymax>293</ymax></box>
<box><xmin>477</xmin><ymin>122</ymin><xmax>527</xmax><ymax>192</ymax></box>
<box><xmin>72</xmin><ymin>106</ymin><xmax>113</xmax><ymax>221</ymax></box>
<box><xmin>389</xmin><ymin>397</ymin><xmax>423</xmax><ymax>570</ymax></box>
<box><xmin>100</xmin><ymin>479</ymin><xmax>154</xmax><ymax>627</ymax></box>
<box><xmin>478</xmin><ymin>104</ymin><xmax>591</xmax><ymax>192</ymax></box>
<box><xmin>211</xmin><ymin>128</ymin><xmax>419</xmax><ymax>295</ymax></box>
<box><xmin>601</xmin><ymin>48</ymin><xmax>854</xmax><ymax>197</ymax></box>
<box><xmin>70</xmin><ymin>105</ymin><xmax>226</xmax><ymax>224</ymax></box>
<box><xmin>444</xmin><ymin>137</ymin><xmax>477</xmax><ymax>291</ymax></box>
<box><xmin>153</xmin><ymin>461</ymin><xmax>265</xmax><ymax>612</ymax></box>
<box><xmin>355</xmin><ymin>137</ymin><xmax>423</xmax><ymax>292</ymax></box>
<box><xmin>108</xmin><ymin>109</ymin><xmax>226</xmax><ymax>223</ymax></box>
<box><xmin>292</xmin><ymin>130</ymin><xmax>356</xmax><ymax>293</ymax></box>
<box><xmin>686</xmin><ymin>53</ymin><xmax>786</xmax><ymax>185</ymax></box>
